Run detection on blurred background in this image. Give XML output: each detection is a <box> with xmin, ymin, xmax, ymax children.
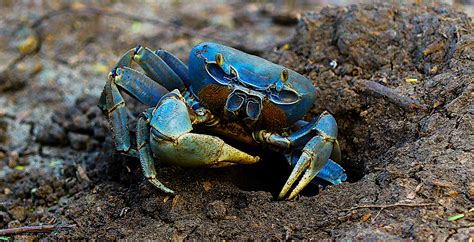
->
<box><xmin>0</xmin><ymin>0</ymin><xmax>472</xmax><ymax>101</ymax></box>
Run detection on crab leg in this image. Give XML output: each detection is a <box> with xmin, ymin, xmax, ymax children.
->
<box><xmin>133</xmin><ymin>46</ymin><xmax>186</xmax><ymax>91</ymax></box>
<box><xmin>155</xmin><ymin>49</ymin><xmax>191</xmax><ymax>87</ymax></box>
<box><xmin>98</xmin><ymin>46</ymin><xmax>190</xmax><ymax>156</ymax></box>
<box><xmin>112</xmin><ymin>67</ymin><xmax>169</xmax><ymax>106</ymax></box>
<box><xmin>101</xmin><ymin>79</ymin><xmax>131</xmax><ymax>153</ymax></box>
<box><xmin>98</xmin><ymin>49</ymin><xmax>135</xmax><ymax>112</ymax></box>
<box><xmin>98</xmin><ymin>68</ymin><xmax>171</xmax><ymax>154</ymax></box>
<box><xmin>99</xmin><ymin>46</ymin><xmax>190</xmax><ymax>111</ymax></box>
<box><xmin>137</xmin><ymin>115</ymin><xmax>175</xmax><ymax>194</ymax></box>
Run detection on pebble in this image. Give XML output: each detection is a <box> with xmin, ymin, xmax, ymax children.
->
<box><xmin>34</xmin><ymin>184</ymin><xmax>54</xmax><ymax>199</ymax></box>
<box><xmin>68</xmin><ymin>132</ymin><xmax>91</xmax><ymax>150</ymax></box>
<box><xmin>8</xmin><ymin>220</ymin><xmax>21</xmax><ymax>228</ymax></box>
<box><xmin>206</xmin><ymin>200</ymin><xmax>227</xmax><ymax>220</ymax></box>
<box><xmin>8</xmin><ymin>206</ymin><xmax>27</xmax><ymax>222</ymax></box>
<box><xmin>36</xmin><ymin>122</ymin><xmax>67</xmax><ymax>145</ymax></box>
<box><xmin>8</xmin><ymin>150</ymin><xmax>19</xmax><ymax>168</ymax></box>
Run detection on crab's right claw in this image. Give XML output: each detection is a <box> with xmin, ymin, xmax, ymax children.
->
<box><xmin>278</xmin><ymin>112</ymin><xmax>343</xmax><ymax>200</ymax></box>
<box><xmin>278</xmin><ymin>136</ymin><xmax>334</xmax><ymax>200</ymax></box>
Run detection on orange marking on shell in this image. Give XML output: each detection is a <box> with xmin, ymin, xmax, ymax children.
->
<box><xmin>198</xmin><ymin>84</ymin><xmax>287</xmax><ymax>131</ymax></box>
<box><xmin>198</xmin><ymin>84</ymin><xmax>231</xmax><ymax>114</ymax></box>
<box><xmin>259</xmin><ymin>101</ymin><xmax>287</xmax><ymax>131</ymax></box>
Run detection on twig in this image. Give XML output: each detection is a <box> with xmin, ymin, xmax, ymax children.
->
<box><xmin>0</xmin><ymin>224</ymin><xmax>75</xmax><ymax>236</ymax></box>
<box><xmin>344</xmin><ymin>202</ymin><xmax>436</xmax><ymax>211</ymax></box>
<box><xmin>355</xmin><ymin>80</ymin><xmax>428</xmax><ymax>111</ymax></box>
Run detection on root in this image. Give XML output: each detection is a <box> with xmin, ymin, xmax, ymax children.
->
<box><xmin>0</xmin><ymin>224</ymin><xmax>75</xmax><ymax>236</ymax></box>
<box><xmin>355</xmin><ymin>80</ymin><xmax>428</xmax><ymax>111</ymax></box>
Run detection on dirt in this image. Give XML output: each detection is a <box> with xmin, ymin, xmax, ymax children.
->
<box><xmin>0</xmin><ymin>1</ymin><xmax>473</xmax><ymax>240</ymax></box>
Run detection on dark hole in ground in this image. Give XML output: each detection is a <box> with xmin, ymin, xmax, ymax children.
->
<box><xmin>227</xmin><ymin>110</ymin><xmax>370</xmax><ymax>198</ymax></box>
<box><xmin>333</xmin><ymin>111</ymin><xmax>368</xmax><ymax>183</ymax></box>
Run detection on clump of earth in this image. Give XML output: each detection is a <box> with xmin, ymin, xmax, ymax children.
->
<box><xmin>0</xmin><ymin>2</ymin><xmax>472</xmax><ymax>240</ymax></box>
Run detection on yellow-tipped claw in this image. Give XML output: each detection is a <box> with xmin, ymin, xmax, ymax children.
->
<box><xmin>278</xmin><ymin>135</ymin><xmax>334</xmax><ymax>200</ymax></box>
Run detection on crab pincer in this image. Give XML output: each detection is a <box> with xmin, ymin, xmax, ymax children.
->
<box><xmin>278</xmin><ymin>112</ymin><xmax>340</xmax><ymax>200</ymax></box>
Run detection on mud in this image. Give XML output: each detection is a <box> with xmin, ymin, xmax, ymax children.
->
<box><xmin>0</xmin><ymin>2</ymin><xmax>473</xmax><ymax>240</ymax></box>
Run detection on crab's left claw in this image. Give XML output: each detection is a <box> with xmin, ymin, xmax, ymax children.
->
<box><xmin>278</xmin><ymin>112</ymin><xmax>341</xmax><ymax>200</ymax></box>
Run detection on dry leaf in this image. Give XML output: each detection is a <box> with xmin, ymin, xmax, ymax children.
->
<box><xmin>172</xmin><ymin>195</ymin><xmax>180</xmax><ymax>208</ymax></box>
<box><xmin>362</xmin><ymin>213</ymin><xmax>372</xmax><ymax>222</ymax></box>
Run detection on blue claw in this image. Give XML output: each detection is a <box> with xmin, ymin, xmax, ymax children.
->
<box><xmin>278</xmin><ymin>112</ymin><xmax>342</xmax><ymax>200</ymax></box>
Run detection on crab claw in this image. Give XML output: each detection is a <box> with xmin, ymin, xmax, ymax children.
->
<box><xmin>278</xmin><ymin>112</ymin><xmax>339</xmax><ymax>200</ymax></box>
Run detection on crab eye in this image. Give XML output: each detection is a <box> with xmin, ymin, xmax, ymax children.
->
<box><xmin>216</xmin><ymin>53</ymin><xmax>223</xmax><ymax>67</ymax></box>
<box><xmin>280</xmin><ymin>69</ymin><xmax>289</xmax><ymax>83</ymax></box>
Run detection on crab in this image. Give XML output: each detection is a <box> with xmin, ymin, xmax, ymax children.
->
<box><xmin>98</xmin><ymin>42</ymin><xmax>346</xmax><ymax>200</ymax></box>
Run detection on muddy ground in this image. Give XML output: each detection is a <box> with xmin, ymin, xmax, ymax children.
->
<box><xmin>0</xmin><ymin>1</ymin><xmax>473</xmax><ymax>240</ymax></box>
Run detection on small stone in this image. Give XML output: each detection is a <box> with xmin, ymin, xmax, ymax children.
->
<box><xmin>206</xmin><ymin>200</ymin><xmax>227</xmax><ymax>220</ymax></box>
<box><xmin>4</xmin><ymin>187</ymin><xmax>11</xmax><ymax>195</ymax></box>
<box><xmin>34</xmin><ymin>184</ymin><xmax>54</xmax><ymax>199</ymax></box>
<box><xmin>407</xmin><ymin>191</ymin><xmax>416</xmax><ymax>199</ymax></box>
<box><xmin>69</xmin><ymin>114</ymin><xmax>89</xmax><ymax>132</ymax></box>
<box><xmin>76</xmin><ymin>165</ymin><xmax>90</xmax><ymax>182</ymax></box>
<box><xmin>68</xmin><ymin>132</ymin><xmax>91</xmax><ymax>150</ymax></box>
<box><xmin>8</xmin><ymin>206</ymin><xmax>27</xmax><ymax>222</ymax></box>
<box><xmin>8</xmin><ymin>150</ymin><xmax>19</xmax><ymax>168</ymax></box>
<box><xmin>8</xmin><ymin>122</ymin><xmax>31</xmax><ymax>151</ymax></box>
<box><xmin>36</xmin><ymin>122</ymin><xmax>67</xmax><ymax>146</ymax></box>
<box><xmin>202</xmin><ymin>181</ymin><xmax>212</xmax><ymax>192</ymax></box>
<box><xmin>140</xmin><ymin>197</ymin><xmax>159</xmax><ymax>214</ymax></box>
<box><xmin>447</xmin><ymin>191</ymin><xmax>458</xmax><ymax>198</ymax></box>
<box><xmin>7</xmin><ymin>220</ymin><xmax>20</xmax><ymax>228</ymax></box>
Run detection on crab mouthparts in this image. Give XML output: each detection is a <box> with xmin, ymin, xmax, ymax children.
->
<box><xmin>225</xmin><ymin>91</ymin><xmax>262</xmax><ymax>121</ymax></box>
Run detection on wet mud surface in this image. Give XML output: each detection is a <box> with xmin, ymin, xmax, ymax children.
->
<box><xmin>0</xmin><ymin>2</ymin><xmax>473</xmax><ymax>240</ymax></box>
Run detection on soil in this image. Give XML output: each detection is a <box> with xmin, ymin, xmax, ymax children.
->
<box><xmin>0</xmin><ymin>1</ymin><xmax>472</xmax><ymax>240</ymax></box>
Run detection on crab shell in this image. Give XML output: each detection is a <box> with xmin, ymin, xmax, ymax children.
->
<box><xmin>188</xmin><ymin>42</ymin><xmax>317</xmax><ymax>129</ymax></box>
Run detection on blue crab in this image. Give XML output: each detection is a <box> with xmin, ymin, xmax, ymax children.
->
<box><xmin>98</xmin><ymin>42</ymin><xmax>346</xmax><ymax>200</ymax></box>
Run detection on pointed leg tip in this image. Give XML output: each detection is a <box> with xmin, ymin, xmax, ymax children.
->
<box><xmin>148</xmin><ymin>178</ymin><xmax>175</xmax><ymax>195</ymax></box>
<box><xmin>134</xmin><ymin>45</ymin><xmax>142</xmax><ymax>55</ymax></box>
<box><xmin>166</xmin><ymin>190</ymin><xmax>176</xmax><ymax>195</ymax></box>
